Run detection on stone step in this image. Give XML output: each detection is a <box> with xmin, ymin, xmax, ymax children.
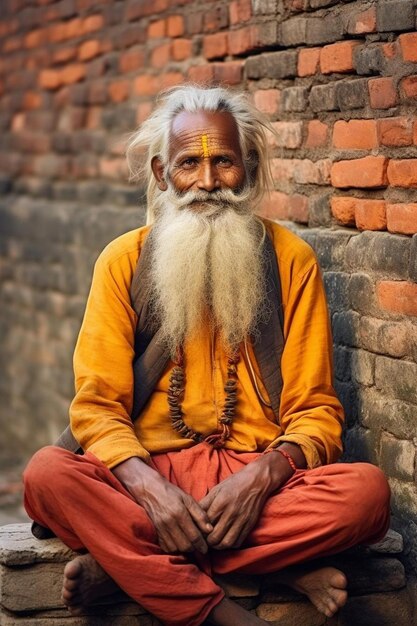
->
<box><xmin>0</xmin><ymin>523</ymin><xmax>412</xmax><ymax>626</ymax></box>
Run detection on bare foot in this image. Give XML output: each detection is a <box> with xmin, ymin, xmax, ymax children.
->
<box><xmin>277</xmin><ymin>566</ymin><xmax>348</xmax><ymax>618</ymax></box>
<box><xmin>61</xmin><ymin>553</ymin><xmax>119</xmax><ymax>615</ymax></box>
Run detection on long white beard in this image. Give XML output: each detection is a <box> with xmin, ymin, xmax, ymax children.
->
<box><xmin>148</xmin><ymin>185</ymin><xmax>267</xmax><ymax>356</ymax></box>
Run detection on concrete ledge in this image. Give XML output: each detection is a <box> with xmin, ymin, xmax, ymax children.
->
<box><xmin>0</xmin><ymin>523</ymin><xmax>412</xmax><ymax>626</ymax></box>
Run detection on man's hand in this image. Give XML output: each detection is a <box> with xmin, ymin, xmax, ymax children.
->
<box><xmin>113</xmin><ymin>457</ymin><xmax>212</xmax><ymax>554</ymax></box>
<box><xmin>200</xmin><ymin>444</ymin><xmax>305</xmax><ymax>550</ymax></box>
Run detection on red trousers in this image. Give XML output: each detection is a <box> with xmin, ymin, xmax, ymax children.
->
<box><xmin>23</xmin><ymin>444</ymin><xmax>390</xmax><ymax>626</ymax></box>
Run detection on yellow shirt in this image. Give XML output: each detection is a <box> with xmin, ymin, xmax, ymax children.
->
<box><xmin>70</xmin><ymin>219</ymin><xmax>344</xmax><ymax>470</ymax></box>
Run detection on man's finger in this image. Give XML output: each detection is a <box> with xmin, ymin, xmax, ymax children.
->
<box><xmin>168</xmin><ymin>517</ymin><xmax>208</xmax><ymax>554</ymax></box>
<box><xmin>206</xmin><ymin>508</ymin><xmax>235</xmax><ymax>547</ymax></box>
<box><xmin>187</xmin><ymin>497</ymin><xmax>214</xmax><ymax>535</ymax></box>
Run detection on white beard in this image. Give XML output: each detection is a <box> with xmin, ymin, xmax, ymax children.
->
<box><xmin>147</xmin><ymin>184</ymin><xmax>268</xmax><ymax>356</ymax></box>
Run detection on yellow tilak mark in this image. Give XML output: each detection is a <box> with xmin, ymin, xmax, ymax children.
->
<box><xmin>201</xmin><ymin>134</ymin><xmax>210</xmax><ymax>158</ymax></box>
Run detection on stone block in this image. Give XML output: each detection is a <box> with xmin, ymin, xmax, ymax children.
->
<box><xmin>1</xmin><ymin>561</ymin><xmax>68</xmax><ymax>611</ymax></box>
<box><xmin>351</xmin><ymin>349</ymin><xmax>375</xmax><ymax>386</ymax></box>
<box><xmin>348</xmin><ymin>273</ymin><xmax>378</xmax><ymax>316</ymax></box>
<box><xmin>375</xmin><ymin>356</ymin><xmax>417</xmax><ymax>405</ymax></box>
<box><xmin>343</xmin><ymin>426</ymin><xmax>378</xmax><ymax>464</ymax></box>
<box><xmin>312</xmin><ymin>229</ymin><xmax>354</xmax><ymax>271</ymax></box>
<box><xmin>409</xmin><ymin>234</ymin><xmax>417</xmax><ymax>282</ymax></box>
<box><xmin>329</xmin><ymin>555</ymin><xmax>406</xmax><ymax>594</ymax></box>
<box><xmin>380</xmin><ymin>432</ymin><xmax>416</xmax><ymax>481</ymax></box>
<box><xmin>354</xmin><ymin>45</ymin><xmax>384</xmax><ymax>76</ymax></box>
<box><xmin>345</xmin><ymin>231</ymin><xmax>410</xmax><ymax>278</ymax></box>
<box><xmin>332</xmin><ymin>311</ymin><xmax>360</xmax><ymax>347</ymax></box>
<box><xmin>335</xmin><ymin>380</ymin><xmax>358</xmax><ymax>427</ymax></box>
<box><xmin>390</xmin><ymin>478</ymin><xmax>417</xmax><ymax>523</ymax></box>
<box><xmin>336</xmin><ymin>78</ymin><xmax>368</xmax><ymax>111</ymax></box>
<box><xmin>280</xmin><ymin>86</ymin><xmax>309</xmax><ymax>112</ymax></box>
<box><xmin>310</xmin><ymin>84</ymin><xmax>338</xmax><ymax>112</ymax></box>
<box><xmin>339</xmin><ymin>589</ymin><xmax>413</xmax><ymax>625</ymax></box>
<box><xmin>308</xmin><ymin>193</ymin><xmax>333</xmax><ymax>228</ymax></box>
<box><xmin>368</xmin><ymin>528</ymin><xmax>404</xmax><ymax>554</ymax></box>
<box><xmin>306</xmin><ymin>15</ymin><xmax>343</xmax><ymax>45</ymax></box>
<box><xmin>376</xmin><ymin>0</ymin><xmax>415</xmax><ymax>32</ymax></box>
<box><xmin>334</xmin><ymin>346</ymin><xmax>353</xmax><ymax>382</ymax></box>
<box><xmin>279</xmin><ymin>18</ymin><xmax>308</xmax><ymax>46</ymax></box>
<box><xmin>256</xmin><ymin>600</ymin><xmax>326</xmax><ymax>625</ymax></box>
<box><xmin>323</xmin><ymin>271</ymin><xmax>350</xmax><ymax>312</ymax></box>
<box><xmin>0</xmin><ymin>607</ymin><xmax>156</xmax><ymax>625</ymax></box>
<box><xmin>245</xmin><ymin>50</ymin><xmax>298</xmax><ymax>79</ymax></box>
<box><xmin>0</xmin><ymin>523</ymin><xmax>75</xmax><ymax>566</ymax></box>
<box><xmin>360</xmin><ymin>388</ymin><xmax>417</xmax><ymax>441</ymax></box>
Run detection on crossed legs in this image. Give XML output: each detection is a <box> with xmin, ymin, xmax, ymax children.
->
<box><xmin>23</xmin><ymin>445</ymin><xmax>390</xmax><ymax>626</ymax></box>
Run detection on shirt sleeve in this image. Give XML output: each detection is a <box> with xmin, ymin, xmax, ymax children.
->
<box><xmin>266</xmin><ymin>260</ymin><xmax>344</xmax><ymax>468</ymax></box>
<box><xmin>69</xmin><ymin>248</ymin><xmax>151</xmax><ymax>468</ymax></box>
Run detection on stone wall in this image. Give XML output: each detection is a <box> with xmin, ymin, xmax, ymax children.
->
<box><xmin>0</xmin><ymin>0</ymin><xmax>416</xmax><ymax>571</ymax></box>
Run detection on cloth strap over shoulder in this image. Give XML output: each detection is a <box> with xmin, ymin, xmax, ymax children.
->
<box><xmin>53</xmin><ymin>222</ymin><xmax>284</xmax><ymax>451</ymax></box>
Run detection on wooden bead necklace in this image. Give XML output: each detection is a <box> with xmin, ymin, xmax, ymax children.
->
<box><xmin>167</xmin><ymin>346</ymin><xmax>240</xmax><ymax>448</ymax></box>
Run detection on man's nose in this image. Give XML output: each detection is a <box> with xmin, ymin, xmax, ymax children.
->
<box><xmin>196</xmin><ymin>161</ymin><xmax>220</xmax><ymax>191</ymax></box>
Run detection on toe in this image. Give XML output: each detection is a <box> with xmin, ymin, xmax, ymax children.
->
<box><xmin>64</xmin><ymin>559</ymin><xmax>83</xmax><ymax>580</ymax></box>
<box><xmin>63</xmin><ymin>578</ymin><xmax>79</xmax><ymax>592</ymax></box>
<box><xmin>330</xmin><ymin>570</ymin><xmax>347</xmax><ymax>589</ymax></box>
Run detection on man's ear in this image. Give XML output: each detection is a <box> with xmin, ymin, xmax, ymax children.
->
<box><xmin>151</xmin><ymin>156</ymin><xmax>168</xmax><ymax>191</ymax></box>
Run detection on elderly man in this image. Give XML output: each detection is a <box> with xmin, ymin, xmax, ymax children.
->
<box><xmin>24</xmin><ymin>85</ymin><xmax>390</xmax><ymax>626</ymax></box>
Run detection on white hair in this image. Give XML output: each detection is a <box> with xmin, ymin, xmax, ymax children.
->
<box><xmin>126</xmin><ymin>84</ymin><xmax>274</xmax><ymax>223</ymax></box>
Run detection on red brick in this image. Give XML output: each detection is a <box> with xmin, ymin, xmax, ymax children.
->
<box><xmin>297</xmin><ymin>47</ymin><xmax>320</xmax><ymax>77</ymax></box>
<box><xmin>382</xmin><ymin>43</ymin><xmax>396</xmax><ymax>59</ymax></box>
<box><xmin>331</xmin><ymin>197</ymin><xmax>356</xmax><ymax>226</ymax></box>
<box><xmin>24</xmin><ymin>28</ymin><xmax>45</xmax><ymax>48</ymax></box>
<box><xmin>88</xmin><ymin>80</ymin><xmax>107</xmax><ymax>104</ymax></box>
<box><xmin>270</xmin><ymin>121</ymin><xmax>302</xmax><ymax>149</ymax></box>
<box><xmin>133</xmin><ymin>74</ymin><xmax>159</xmax><ymax>96</ymax></box>
<box><xmin>387</xmin><ymin>159</ymin><xmax>417</xmax><ymax>188</ymax></box>
<box><xmin>108</xmin><ymin>79</ymin><xmax>130</xmax><ymax>103</ymax></box>
<box><xmin>355</xmin><ymin>199</ymin><xmax>387</xmax><ymax>231</ymax></box>
<box><xmin>399</xmin><ymin>33</ymin><xmax>417</xmax><ymax>62</ymax></box>
<box><xmin>294</xmin><ymin>159</ymin><xmax>331</xmax><ymax>185</ymax></box>
<box><xmin>86</xmin><ymin>106</ymin><xmax>102</xmax><ymax>129</ymax></box>
<box><xmin>331</xmin><ymin>156</ymin><xmax>388</xmax><ymax>189</ymax></box>
<box><xmin>213</xmin><ymin>61</ymin><xmax>243</xmax><ymax>85</ymax></box>
<box><xmin>305</xmin><ymin>120</ymin><xmax>328</xmax><ymax>148</ymax></box>
<box><xmin>288</xmin><ymin>194</ymin><xmax>309</xmax><ymax>224</ymax></box>
<box><xmin>320</xmin><ymin>41</ymin><xmax>360</xmax><ymax>74</ymax></box>
<box><xmin>368</xmin><ymin>77</ymin><xmax>398</xmax><ymax>109</ymax></box>
<box><xmin>3</xmin><ymin>36</ymin><xmax>23</xmax><ymax>53</ymax></box>
<box><xmin>78</xmin><ymin>40</ymin><xmax>101</xmax><ymax>61</ymax></box>
<box><xmin>377</xmin><ymin>117</ymin><xmax>413</xmax><ymax>147</ymax></box>
<box><xmin>187</xmin><ymin>64</ymin><xmax>215</xmax><ymax>84</ymax></box>
<box><xmin>253</xmin><ymin>89</ymin><xmax>280</xmax><ymax>115</ymax></box>
<box><xmin>259</xmin><ymin>191</ymin><xmax>290</xmax><ymax>220</ymax></box>
<box><xmin>377</xmin><ymin>281</ymin><xmax>417</xmax><ymax>317</ymax></box>
<box><xmin>160</xmin><ymin>72</ymin><xmax>184</xmax><ymax>89</ymax></box>
<box><xmin>119</xmin><ymin>48</ymin><xmax>145</xmax><ymax>73</ymax></box>
<box><xmin>401</xmin><ymin>75</ymin><xmax>417</xmax><ymax>99</ymax></box>
<box><xmin>82</xmin><ymin>14</ymin><xmax>104</xmax><ymax>35</ymax></box>
<box><xmin>386</xmin><ymin>203</ymin><xmax>417</xmax><ymax>234</ymax></box>
<box><xmin>172</xmin><ymin>39</ymin><xmax>192</xmax><ymax>61</ymax></box>
<box><xmin>227</xmin><ymin>26</ymin><xmax>258</xmax><ymax>56</ymax></box>
<box><xmin>147</xmin><ymin>19</ymin><xmax>166</xmax><ymax>39</ymax></box>
<box><xmin>351</xmin><ymin>6</ymin><xmax>376</xmax><ymax>34</ymax></box>
<box><xmin>61</xmin><ymin>63</ymin><xmax>86</xmax><ymax>85</ymax></box>
<box><xmin>151</xmin><ymin>43</ymin><xmax>171</xmax><ymax>68</ymax></box>
<box><xmin>53</xmin><ymin>46</ymin><xmax>77</xmax><ymax>64</ymax></box>
<box><xmin>136</xmin><ymin>101</ymin><xmax>153</xmax><ymax>124</ymax></box>
<box><xmin>11</xmin><ymin>112</ymin><xmax>25</xmax><ymax>131</ymax></box>
<box><xmin>22</xmin><ymin>91</ymin><xmax>42</xmax><ymax>109</ymax></box>
<box><xmin>203</xmin><ymin>33</ymin><xmax>228</xmax><ymax>60</ymax></box>
<box><xmin>270</xmin><ymin>158</ymin><xmax>296</xmax><ymax>183</ymax></box>
<box><xmin>167</xmin><ymin>15</ymin><xmax>184</xmax><ymax>38</ymax></box>
<box><xmin>65</xmin><ymin>18</ymin><xmax>84</xmax><ymax>40</ymax></box>
<box><xmin>39</xmin><ymin>69</ymin><xmax>61</xmax><ymax>90</ymax></box>
<box><xmin>229</xmin><ymin>0</ymin><xmax>251</xmax><ymax>25</ymax></box>
<box><xmin>332</xmin><ymin>120</ymin><xmax>378</xmax><ymax>150</ymax></box>
<box><xmin>204</xmin><ymin>6</ymin><xmax>229</xmax><ymax>33</ymax></box>
<box><xmin>99</xmin><ymin>157</ymin><xmax>127</xmax><ymax>180</ymax></box>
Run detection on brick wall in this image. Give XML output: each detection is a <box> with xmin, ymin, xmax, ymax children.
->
<box><xmin>0</xmin><ymin>0</ymin><xmax>416</xmax><ymax>571</ymax></box>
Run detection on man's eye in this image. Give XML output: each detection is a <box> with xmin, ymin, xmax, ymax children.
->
<box><xmin>181</xmin><ymin>158</ymin><xmax>198</xmax><ymax>168</ymax></box>
<box><xmin>216</xmin><ymin>156</ymin><xmax>233</xmax><ymax>166</ymax></box>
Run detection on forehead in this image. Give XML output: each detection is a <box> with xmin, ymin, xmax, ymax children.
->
<box><xmin>168</xmin><ymin>110</ymin><xmax>241</xmax><ymax>159</ymax></box>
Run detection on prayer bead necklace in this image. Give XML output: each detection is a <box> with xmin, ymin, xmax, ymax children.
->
<box><xmin>167</xmin><ymin>347</ymin><xmax>240</xmax><ymax>448</ymax></box>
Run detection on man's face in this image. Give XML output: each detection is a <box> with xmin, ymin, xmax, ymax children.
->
<box><xmin>162</xmin><ymin>110</ymin><xmax>246</xmax><ymax>200</ymax></box>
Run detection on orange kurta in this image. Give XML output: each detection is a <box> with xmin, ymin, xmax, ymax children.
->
<box><xmin>69</xmin><ymin>219</ymin><xmax>344</xmax><ymax>470</ymax></box>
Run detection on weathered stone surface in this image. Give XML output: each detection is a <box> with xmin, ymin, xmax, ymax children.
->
<box><xmin>310</xmin><ymin>84</ymin><xmax>338</xmax><ymax>112</ymax></box>
<box><xmin>323</xmin><ymin>272</ymin><xmax>350</xmax><ymax>311</ymax></box>
<box><xmin>360</xmin><ymin>388</ymin><xmax>417</xmax><ymax>440</ymax></box>
<box><xmin>338</xmin><ymin>589</ymin><xmax>413</xmax><ymax>625</ymax></box>
<box><xmin>343</xmin><ymin>426</ymin><xmax>379</xmax><ymax>464</ymax></box>
<box><xmin>409</xmin><ymin>234</ymin><xmax>417</xmax><ymax>282</ymax></box>
<box><xmin>332</xmin><ymin>311</ymin><xmax>360</xmax><ymax>347</ymax></box>
<box><xmin>1</xmin><ymin>561</ymin><xmax>67</xmax><ymax>611</ymax></box>
<box><xmin>351</xmin><ymin>349</ymin><xmax>375</xmax><ymax>386</ymax></box>
<box><xmin>281</xmin><ymin>87</ymin><xmax>309</xmax><ymax>112</ymax></box>
<box><xmin>389</xmin><ymin>478</ymin><xmax>417</xmax><ymax>523</ymax></box>
<box><xmin>336</xmin><ymin>78</ymin><xmax>368</xmax><ymax>111</ymax></box>
<box><xmin>256</xmin><ymin>600</ymin><xmax>326</xmax><ymax>625</ymax></box>
<box><xmin>375</xmin><ymin>356</ymin><xmax>417</xmax><ymax>405</ymax></box>
<box><xmin>359</xmin><ymin>316</ymin><xmax>416</xmax><ymax>359</ymax></box>
<box><xmin>348</xmin><ymin>273</ymin><xmax>379</xmax><ymax>316</ymax></box>
<box><xmin>345</xmin><ymin>231</ymin><xmax>410</xmax><ymax>279</ymax></box>
<box><xmin>368</xmin><ymin>528</ymin><xmax>404</xmax><ymax>554</ymax></box>
<box><xmin>245</xmin><ymin>50</ymin><xmax>297</xmax><ymax>79</ymax></box>
<box><xmin>327</xmin><ymin>555</ymin><xmax>406</xmax><ymax>594</ymax></box>
<box><xmin>0</xmin><ymin>523</ymin><xmax>75</xmax><ymax>566</ymax></box>
<box><xmin>0</xmin><ymin>607</ymin><xmax>157</xmax><ymax>625</ymax></box>
<box><xmin>309</xmin><ymin>228</ymin><xmax>354</xmax><ymax>271</ymax></box>
<box><xmin>380</xmin><ymin>432</ymin><xmax>416</xmax><ymax>481</ymax></box>
<box><xmin>376</xmin><ymin>0</ymin><xmax>415</xmax><ymax>32</ymax></box>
